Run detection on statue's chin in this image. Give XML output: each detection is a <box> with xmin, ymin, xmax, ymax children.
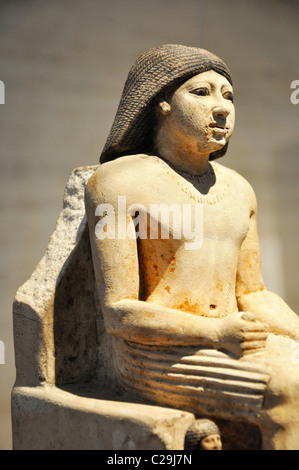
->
<box><xmin>196</xmin><ymin>130</ymin><xmax>231</xmax><ymax>155</ymax></box>
<box><xmin>198</xmin><ymin>139</ymin><xmax>226</xmax><ymax>156</ymax></box>
<box><xmin>209</xmin><ymin>142</ymin><xmax>229</xmax><ymax>161</ymax></box>
<box><xmin>209</xmin><ymin>135</ymin><xmax>229</xmax><ymax>149</ymax></box>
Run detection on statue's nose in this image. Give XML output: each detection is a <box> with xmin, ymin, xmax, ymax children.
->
<box><xmin>212</xmin><ymin>106</ymin><xmax>229</xmax><ymax>119</ymax></box>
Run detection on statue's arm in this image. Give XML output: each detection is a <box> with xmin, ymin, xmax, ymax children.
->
<box><xmin>87</xmin><ymin>226</ymin><xmax>222</xmax><ymax>347</ymax></box>
<box><xmin>236</xmin><ymin>186</ymin><xmax>299</xmax><ymax>340</ymax></box>
<box><xmin>85</xmin><ymin>170</ymin><xmax>222</xmax><ymax>347</ymax></box>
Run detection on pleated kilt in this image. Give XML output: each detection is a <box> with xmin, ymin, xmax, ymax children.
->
<box><xmin>112</xmin><ymin>338</ymin><xmax>271</xmax><ymax>422</ymax></box>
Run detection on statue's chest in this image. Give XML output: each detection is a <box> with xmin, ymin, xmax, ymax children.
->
<box><xmin>155</xmin><ymin>175</ymin><xmax>250</xmax><ymax>248</ymax></box>
<box><xmin>199</xmin><ymin>190</ymin><xmax>250</xmax><ymax>247</ymax></box>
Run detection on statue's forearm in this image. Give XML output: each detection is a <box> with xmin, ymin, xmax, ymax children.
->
<box><xmin>237</xmin><ymin>289</ymin><xmax>299</xmax><ymax>340</ymax></box>
<box><xmin>102</xmin><ymin>298</ymin><xmax>222</xmax><ymax>347</ymax></box>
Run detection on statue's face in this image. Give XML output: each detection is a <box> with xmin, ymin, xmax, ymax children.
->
<box><xmin>165</xmin><ymin>70</ymin><xmax>235</xmax><ymax>155</ymax></box>
<box><xmin>200</xmin><ymin>433</ymin><xmax>222</xmax><ymax>451</ymax></box>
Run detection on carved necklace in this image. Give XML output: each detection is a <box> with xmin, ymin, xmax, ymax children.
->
<box><xmin>159</xmin><ymin>159</ymin><xmax>227</xmax><ymax>205</ymax></box>
<box><xmin>173</xmin><ymin>164</ymin><xmax>216</xmax><ymax>185</ymax></box>
<box><xmin>158</xmin><ymin>156</ymin><xmax>216</xmax><ymax>184</ymax></box>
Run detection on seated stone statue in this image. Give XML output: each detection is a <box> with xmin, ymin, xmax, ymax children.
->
<box><xmin>85</xmin><ymin>44</ymin><xmax>299</xmax><ymax>450</ymax></box>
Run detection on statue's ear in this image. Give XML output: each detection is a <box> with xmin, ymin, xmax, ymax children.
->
<box><xmin>158</xmin><ymin>100</ymin><xmax>171</xmax><ymax>116</ymax></box>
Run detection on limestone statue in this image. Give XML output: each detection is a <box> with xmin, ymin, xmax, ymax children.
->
<box><xmin>85</xmin><ymin>44</ymin><xmax>299</xmax><ymax>450</ymax></box>
<box><xmin>184</xmin><ymin>419</ymin><xmax>222</xmax><ymax>450</ymax></box>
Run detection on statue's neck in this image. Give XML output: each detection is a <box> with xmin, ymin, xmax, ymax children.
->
<box><xmin>154</xmin><ymin>123</ymin><xmax>210</xmax><ymax>176</ymax></box>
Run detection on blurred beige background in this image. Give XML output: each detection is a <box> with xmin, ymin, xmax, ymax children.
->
<box><xmin>0</xmin><ymin>0</ymin><xmax>298</xmax><ymax>450</ymax></box>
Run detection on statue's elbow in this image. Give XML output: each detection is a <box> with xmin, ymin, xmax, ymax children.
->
<box><xmin>101</xmin><ymin>302</ymin><xmax>126</xmax><ymax>337</ymax></box>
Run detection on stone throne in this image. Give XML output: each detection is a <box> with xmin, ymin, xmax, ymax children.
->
<box><xmin>11</xmin><ymin>166</ymin><xmax>195</xmax><ymax>451</ymax></box>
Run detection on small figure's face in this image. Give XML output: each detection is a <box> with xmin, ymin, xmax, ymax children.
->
<box><xmin>161</xmin><ymin>70</ymin><xmax>235</xmax><ymax>155</ymax></box>
<box><xmin>200</xmin><ymin>433</ymin><xmax>222</xmax><ymax>451</ymax></box>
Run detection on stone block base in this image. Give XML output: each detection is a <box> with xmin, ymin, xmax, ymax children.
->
<box><xmin>11</xmin><ymin>384</ymin><xmax>195</xmax><ymax>450</ymax></box>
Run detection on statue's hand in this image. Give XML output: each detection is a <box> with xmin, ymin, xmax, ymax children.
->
<box><xmin>218</xmin><ymin>311</ymin><xmax>269</xmax><ymax>357</ymax></box>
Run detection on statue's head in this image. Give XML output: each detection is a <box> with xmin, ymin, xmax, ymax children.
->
<box><xmin>100</xmin><ymin>44</ymin><xmax>233</xmax><ymax>164</ymax></box>
<box><xmin>154</xmin><ymin>69</ymin><xmax>235</xmax><ymax>172</ymax></box>
<box><xmin>184</xmin><ymin>419</ymin><xmax>222</xmax><ymax>451</ymax></box>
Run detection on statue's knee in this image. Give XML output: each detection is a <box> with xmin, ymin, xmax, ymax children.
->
<box><xmin>266</xmin><ymin>364</ymin><xmax>299</xmax><ymax>408</ymax></box>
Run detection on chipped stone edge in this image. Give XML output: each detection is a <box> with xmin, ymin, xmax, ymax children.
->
<box><xmin>13</xmin><ymin>165</ymin><xmax>99</xmax><ymax>320</ymax></box>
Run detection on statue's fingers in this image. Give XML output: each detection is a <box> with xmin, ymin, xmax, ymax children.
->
<box><xmin>241</xmin><ymin>340</ymin><xmax>267</xmax><ymax>354</ymax></box>
<box><xmin>241</xmin><ymin>321</ymin><xmax>269</xmax><ymax>334</ymax></box>
<box><xmin>241</xmin><ymin>331</ymin><xmax>269</xmax><ymax>342</ymax></box>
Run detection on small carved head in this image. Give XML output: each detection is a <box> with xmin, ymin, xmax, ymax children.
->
<box><xmin>184</xmin><ymin>419</ymin><xmax>222</xmax><ymax>450</ymax></box>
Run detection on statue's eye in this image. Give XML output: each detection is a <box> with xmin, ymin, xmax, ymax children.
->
<box><xmin>191</xmin><ymin>87</ymin><xmax>209</xmax><ymax>96</ymax></box>
<box><xmin>223</xmin><ymin>91</ymin><xmax>234</xmax><ymax>103</ymax></box>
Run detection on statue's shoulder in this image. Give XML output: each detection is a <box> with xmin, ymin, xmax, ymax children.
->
<box><xmin>90</xmin><ymin>154</ymin><xmax>161</xmax><ymax>183</ymax></box>
<box><xmin>86</xmin><ymin>154</ymin><xmax>161</xmax><ymax>201</ymax></box>
<box><xmin>212</xmin><ymin>162</ymin><xmax>257</xmax><ymax>207</ymax></box>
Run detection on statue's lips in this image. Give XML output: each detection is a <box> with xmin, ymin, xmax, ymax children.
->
<box><xmin>209</xmin><ymin>122</ymin><xmax>226</xmax><ymax>129</ymax></box>
<box><xmin>209</xmin><ymin>123</ymin><xmax>228</xmax><ymax>134</ymax></box>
